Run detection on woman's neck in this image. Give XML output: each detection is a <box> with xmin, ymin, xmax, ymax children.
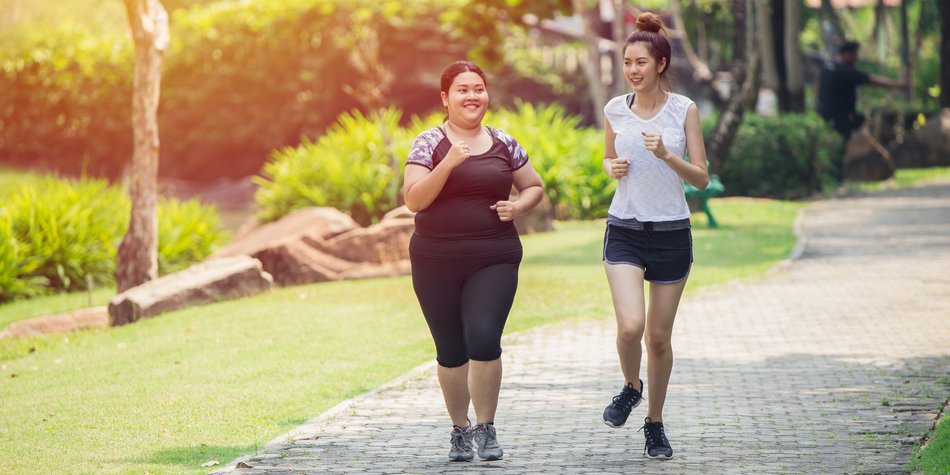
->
<box><xmin>445</xmin><ymin>119</ymin><xmax>482</xmax><ymax>138</ymax></box>
<box><xmin>633</xmin><ymin>86</ymin><xmax>667</xmax><ymax>112</ymax></box>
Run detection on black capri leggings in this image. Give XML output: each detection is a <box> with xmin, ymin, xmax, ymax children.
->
<box><xmin>410</xmin><ymin>247</ymin><xmax>522</xmax><ymax>368</ymax></box>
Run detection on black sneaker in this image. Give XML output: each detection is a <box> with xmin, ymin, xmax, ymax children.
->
<box><xmin>602</xmin><ymin>379</ymin><xmax>643</xmax><ymax>428</ymax></box>
<box><xmin>640</xmin><ymin>417</ymin><xmax>673</xmax><ymax>459</ymax></box>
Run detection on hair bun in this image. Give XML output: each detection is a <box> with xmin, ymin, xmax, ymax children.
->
<box><xmin>635</xmin><ymin>12</ymin><xmax>664</xmax><ymax>33</ymax></box>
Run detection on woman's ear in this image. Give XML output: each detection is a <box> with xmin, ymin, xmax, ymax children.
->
<box><xmin>441</xmin><ymin>91</ymin><xmax>449</xmax><ymax>108</ymax></box>
<box><xmin>658</xmin><ymin>57</ymin><xmax>668</xmax><ymax>75</ymax></box>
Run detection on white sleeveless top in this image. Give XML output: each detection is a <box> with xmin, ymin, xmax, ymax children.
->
<box><xmin>604</xmin><ymin>92</ymin><xmax>694</xmax><ymax>222</ymax></box>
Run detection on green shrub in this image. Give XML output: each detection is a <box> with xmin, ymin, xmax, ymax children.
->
<box><xmin>158</xmin><ymin>197</ymin><xmax>228</xmax><ymax>274</ymax></box>
<box><xmin>488</xmin><ymin>102</ymin><xmax>613</xmax><ymax>219</ymax></box>
<box><xmin>0</xmin><ymin>0</ymin><xmax>461</xmax><ymax>180</ymax></box>
<box><xmin>255</xmin><ymin>108</ymin><xmax>412</xmax><ymax>226</ymax></box>
<box><xmin>0</xmin><ymin>176</ymin><xmax>224</xmax><ymax>303</ymax></box>
<box><xmin>721</xmin><ymin>113</ymin><xmax>842</xmax><ymax>199</ymax></box>
<box><xmin>1</xmin><ymin>177</ymin><xmax>129</xmax><ymax>293</ymax></box>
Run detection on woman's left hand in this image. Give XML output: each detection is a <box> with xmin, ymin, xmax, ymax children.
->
<box><xmin>641</xmin><ymin>131</ymin><xmax>670</xmax><ymax>160</ymax></box>
<box><xmin>490</xmin><ymin>200</ymin><xmax>519</xmax><ymax>222</ymax></box>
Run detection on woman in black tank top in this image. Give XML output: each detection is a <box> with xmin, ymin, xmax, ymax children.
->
<box><xmin>403</xmin><ymin>60</ymin><xmax>543</xmax><ymax>461</ymax></box>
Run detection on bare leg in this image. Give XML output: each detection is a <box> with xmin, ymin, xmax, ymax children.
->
<box><xmin>644</xmin><ymin>277</ymin><xmax>688</xmax><ymax>421</ymax></box>
<box><xmin>437</xmin><ymin>363</ymin><xmax>471</xmax><ymax>427</ymax></box>
<box><xmin>468</xmin><ymin>358</ymin><xmax>502</xmax><ymax>424</ymax></box>
<box><xmin>604</xmin><ymin>263</ymin><xmax>646</xmax><ymax>390</ymax></box>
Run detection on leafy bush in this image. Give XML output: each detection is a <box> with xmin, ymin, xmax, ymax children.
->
<box><xmin>0</xmin><ymin>0</ymin><xmax>461</xmax><ymax>180</ymax></box>
<box><xmin>488</xmin><ymin>102</ymin><xmax>612</xmax><ymax>219</ymax></box>
<box><xmin>158</xmin><ymin>197</ymin><xmax>228</xmax><ymax>274</ymax></box>
<box><xmin>721</xmin><ymin>113</ymin><xmax>842</xmax><ymax>199</ymax></box>
<box><xmin>0</xmin><ymin>176</ymin><xmax>225</xmax><ymax>303</ymax></box>
<box><xmin>255</xmin><ymin>109</ymin><xmax>413</xmax><ymax>226</ymax></box>
<box><xmin>257</xmin><ymin>103</ymin><xmax>613</xmax><ymax>225</ymax></box>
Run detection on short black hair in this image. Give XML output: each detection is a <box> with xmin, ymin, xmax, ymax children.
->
<box><xmin>838</xmin><ymin>41</ymin><xmax>860</xmax><ymax>54</ymax></box>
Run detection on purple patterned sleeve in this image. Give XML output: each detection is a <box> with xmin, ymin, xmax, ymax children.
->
<box><xmin>490</xmin><ymin>127</ymin><xmax>529</xmax><ymax>170</ymax></box>
<box><xmin>406</xmin><ymin>128</ymin><xmax>443</xmax><ymax>170</ymax></box>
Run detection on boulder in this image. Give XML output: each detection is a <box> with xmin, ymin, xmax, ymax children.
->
<box><xmin>0</xmin><ymin>307</ymin><xmax>108</xmax><ymax>339</ymax></box>
<box><xmin>108</xmin><ymin>256</ymin><xmax>273</xmax><ymax>326</ymax></box>
<box><xmin>252</xmin><ymin>238</ymin><xmax>357</xmax><ymax>286</ymax></box>
<box><xmin>324</xmin><ymin>219</ymin><xmax>415</xmax><ymax>264</ymax></box>
<box><xmin>842</xmin><ymin>128</ymin><xmax>895</xmax><ymax>182</ymax></box>
<box><xmin>213</xmin><ymin>207</ymin><xmax>359</xmax><ymax>258</ymax></box>
<box><xmin>891</xmin><ymin>108</ymin><xmax>950</xmax><ymax>169</ymax></box>
<box><xmin>513</xmin><ymin>191</ymin><xmax>556</xmax><ymax>235</ymax></box>
<box><xmin>382</xmin><ymin>205</ymin><xmax>415</xmax><ymax>221</ymax></box>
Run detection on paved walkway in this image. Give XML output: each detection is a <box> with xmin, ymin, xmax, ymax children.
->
<box><xmin>217</xmin><ymin>181</ymin><xmax>950</xmax><ymax>474</ymax></box>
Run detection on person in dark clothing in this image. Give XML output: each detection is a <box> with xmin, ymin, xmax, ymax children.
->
<box><xmin>403</xmin><ymin>60</ymin><xmax>544</xmax><ymax>462</ymax></box>
<box><xmin>817</xmin><ymin>41</ymin><xmax>909</xmax><ymax>139</ymax></box>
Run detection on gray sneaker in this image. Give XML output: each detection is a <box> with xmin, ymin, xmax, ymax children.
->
<box><xmin>472</xmin><ymin>423</ymin><xmax>503</xmax><ymax>461</ymax></box>
<box><xmin>448</xmin><ymin>424</ymin><xmax>474</xmax><ymax>462</ymax></box>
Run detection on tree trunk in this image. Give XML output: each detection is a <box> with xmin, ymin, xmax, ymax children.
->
<box><xmin>574</xmin><ymin>0</ymin><xmax>607</xmax><ymax>125</ymax></box>
<box><xmin>609</xmin><ymin>0</ymin><xmax>628</xmax><ymax>99</ymax></box>
<box><xmin>784</xmin><ymin>0</ymin><xmax>805</xmax><ymax>112</ymax></box>
<box><xmin>116</xmin><ymin>0</ymin><xmax>168</xmax><ymax>294</ymax></box>
<box><xmin>820</xmin><ymin>0</ymin><xmax>845</xmax><ymax>57</ymax></box>
<box><xmin>941</xmin><ymin>0</ymin><xmax>950</xmax><ymax>109</ymax></box>
<box><xmin>898</xmin><ymin>0</ymin><xmax>911</xmax><ymax>101</ymax></box>
<box><xmin>871</xmin><ymin>0</ymin><xmax>889</xmax><ymax>63</ymax></box>
<box><xmin>756</xmin><ymin>0</ymin><xmax>779</xmax><ymax>100</ymax></box>
<box><xmin>669</xmin><ymin>0</ymin><xmax>716</xmax><ymax>87</ymax></box>
<box><xmin>708</xmin><ymin>0</ymin><xmax>760</xmax><ymax>174</ymax></box>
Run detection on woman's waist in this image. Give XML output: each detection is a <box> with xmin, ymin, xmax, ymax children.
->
<box><xmin>409</xmin><ymin>233</ymin><xmax>522</xmax><ymax>259</ymax></box>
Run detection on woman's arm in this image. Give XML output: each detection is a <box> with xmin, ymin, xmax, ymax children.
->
<box><xmin>603</xmin><ymin>118</ymin><xmax>628</xmax><ymax>179</ymax></box>
<box><xmin>403</xmin><ymin>141</ymin><xmax>470</xmax><ymax>212</ymax></box>
<box><xmin>491</xmin><ymin>164</ymin><xmax>544</xmax><ymax>222</ymax></box>
<box><xmin>642</xmin><ymin>104</ymin><xmax>709</xmax><ymax>189</ymax></box>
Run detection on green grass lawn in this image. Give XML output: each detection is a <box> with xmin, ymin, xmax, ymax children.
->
<box><xmin>912</xmin><ymin>406</ymin><xmax>950</xmax><ymax>475</ymax></box>
<box><xmin>0</xmin><ymin>198</ymin><xmax>802</xmax><ymax>474</ymax></box>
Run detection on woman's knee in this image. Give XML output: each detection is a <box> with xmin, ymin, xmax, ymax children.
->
<box><xmin>617</xmin><ymin>319</ymin><xmax>644</xmax><ymax>343</ymax></box>
<box><xmin>465</xmin><ymin>334</ymin><xmax>502</xmax><ymax>362</ymax></box>
<box><xmin>645</xmin><ymin>331</ymin><xmax>672</xmax><ymax>355</ymax></box>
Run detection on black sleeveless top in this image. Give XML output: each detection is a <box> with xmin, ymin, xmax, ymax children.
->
<box><xmin>406</xmin><ymin>126</ymin><xmax>529</xmax><ymax>258</ymax></box>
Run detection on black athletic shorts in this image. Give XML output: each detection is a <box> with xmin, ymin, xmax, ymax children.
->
<box><xmin>603</xmin><ymin>224</ymin><xmax>692</xmax><ymax>284</ymax></box>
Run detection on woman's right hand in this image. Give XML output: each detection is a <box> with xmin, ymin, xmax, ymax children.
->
<box><xmin>442</xmin><ymin>141</ymin><xmax>471</xmax><ymax>169</ymax></box>
<box><xmin>607</xmin><ymin>157</ymin><xmax>629</xmax><ymax>179</ymax></box>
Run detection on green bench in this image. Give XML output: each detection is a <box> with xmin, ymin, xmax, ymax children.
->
<box><xmin>684</xmin><ymin>174</ymin><xmax>725</xmax><ymax>228</ymax></box>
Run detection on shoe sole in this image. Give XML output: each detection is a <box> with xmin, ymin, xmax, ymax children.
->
<box><xmin>645</xmin><ymin>453</ymin><xmax>673</xmax><ymax>460</ymax></box>
<box><xmin>479</xmin><ymin>454</ymin><xmax>503</xmax><ymax>461</ymax></box>
<box><xmin>449</xmin><ymin>456</ymin><xmax>474</xmax><ymax>462</ymax></box>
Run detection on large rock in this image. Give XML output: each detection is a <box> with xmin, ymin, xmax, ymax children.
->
<box><xmin>0</xmin><ymin>307</ymin><xmax>108</xmax><ymax>339</ymax></box>
<box><xmin>382</xmin><ymin>205</ymin><xmax>414</xmax><ymax>221</ymax></box>
<box><xmin>213</xmin><ymin>207</ymin><xmax>359</xmax><ymax>258</ymax></box>
<box><xmin>842</xmin><ymin>128</ymin><xmax>895</xmax><ymax>182</ymax></box>
<box><xmin>513</xmin><ymin>192</ymin><xmax>556</xmax><ymax>235</ymax></box>
<box><xmin>108</xmin><ymin>256</ymin><xmax>273</xmax><ymax>326</ymax></box>
<box><xmin>323</xmin><ymin>219</ymin><xmax>414</xmax><ymax>264</ymax></box>
<box><xmin>891</xmin><ymin>108</ymin><xmax>950</xmax><ymax>169</ymax></box>
<box><xmin>253</xmin><ymin>238</ymin><xmax>357</xmax><ymax>286</ymax></box>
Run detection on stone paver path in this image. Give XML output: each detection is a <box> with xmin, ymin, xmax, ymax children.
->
<box><xmin>217</xmin><ymin>181</ymin><xmax>950</xmax><ymax>474</ymax></box>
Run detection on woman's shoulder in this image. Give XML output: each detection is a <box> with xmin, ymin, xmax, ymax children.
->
<box><xmin>668</xmin><ymin>92</ymin><xmax>696</xmax><ymax>108</ymax></box>
<box><xmin>605</xmin><ymin>94</ymin><xmax>631</xmax><ymax>111</ymax></box>
<box><xmin>666</xmin><ymin>92</ymin><xmax>696</xmax><ymax>118</ymax></box>
<box><xmin>485</xmin><ymin>126</ymin><xmax>519</xmax><ymax>144</ymax></box>
<box><xmin>412</xmin><ymin>126</ymin><xmax>446</xmax><ymax>148</ymax></box>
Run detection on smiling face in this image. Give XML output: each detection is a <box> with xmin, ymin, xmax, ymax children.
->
<box><xmin>623</xmin><ymin>41</ymin><xmax>667</xmax><ymax>93</ymax></box>
<box><xmin>441</xmin><ymin>71</ymin><xmax>488</xmax><ymax>128</ymax></box>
